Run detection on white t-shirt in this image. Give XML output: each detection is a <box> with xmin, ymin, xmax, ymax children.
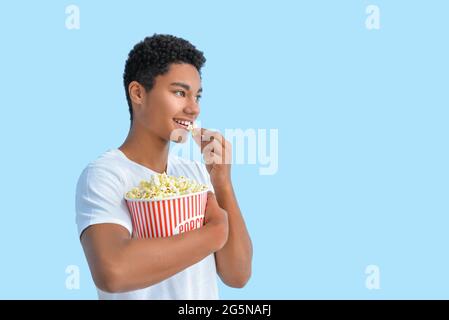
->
<box><xmin>75</xmin><ymin>148</ymin><xmax>219</xmax><ymax>300</ymax></box>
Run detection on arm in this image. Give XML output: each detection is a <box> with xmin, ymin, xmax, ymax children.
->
<box><xmin>80</xmin><ymin>193</ymin><xmax>228</xmax><ymax>293</ymax></box>
<box><xmin>214</xmin><ymin>182</ymin><xmax>253</xmax><ymax>288</ymax></box>
<box><xmin>193</xmin><ymin>127</ymin><xmax>253</xmax><ymax>288</ymax></box>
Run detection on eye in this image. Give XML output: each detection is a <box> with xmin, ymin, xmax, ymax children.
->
<box><xmin>195</xmin><ymin>95</ymin><xmax>202</xmax><ymax>102</ymax></box>
<box><xmin>174</xmin><ymin>90</ymin><xmax>186</xmax><ymax>97</ymax></box>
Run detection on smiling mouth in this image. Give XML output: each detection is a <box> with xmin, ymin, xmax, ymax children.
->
<box><xmin>173</xmin><ymin>119</ymin><xmax>193</xmax><ymax>130</ymax></box>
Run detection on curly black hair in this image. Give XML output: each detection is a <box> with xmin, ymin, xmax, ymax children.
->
<box><xmin>123</xmin><ymin>34</ymin><xmax>206</xmax><ymax>123</ymax></box>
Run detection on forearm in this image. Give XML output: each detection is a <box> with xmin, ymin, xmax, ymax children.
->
<box><xmin>111</xmin><ymin>224</ymin><xmax>221</xmax><ymax>292</ymax></box>
<box><xmin>214</xmin><ymin>183</ymin><xmax>253</xmax><ymax>287</ymax></box>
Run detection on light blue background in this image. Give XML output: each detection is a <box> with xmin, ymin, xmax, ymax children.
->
<box><xmin>0</xmin><ymin>0</ymin><xmax>447</xmax><ymax>299</ymax></box>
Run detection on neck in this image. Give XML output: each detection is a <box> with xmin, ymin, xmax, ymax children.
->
<box><xmin>119</xmin><ymin>122</ymin><xmax>169</xmax><ymax>174</ymax></box>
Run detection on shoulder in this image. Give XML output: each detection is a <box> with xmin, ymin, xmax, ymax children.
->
<box><xmin>77</xmin><ymin>149</ymin><xmax>127</xmax><ymax>188</ymax></box>
<box><xmin>75</xmin><ymin>150</ymin><xmax>133</xmax><ymax>237</ymax></box>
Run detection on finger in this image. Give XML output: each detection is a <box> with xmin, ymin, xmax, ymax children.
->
<box><xmin>192</xmin><ymin>128</ymin><xmax>205</xmax><ymax>148</ymax></box>
<box><xmin>193</xmin><ymin>128</ymin><xmax>210</xmax><ymax>152</ymax></box>
<box><xmin>201</xmin><ymin>135</ymin><xmax>222</xmax><ymax>155</ymax></box>
<box><xmin>195</xmin><ymin>129</ymin><xmax>223</xmax><ymax>154</ymax></box>
<box><xmin>203</xmin><ymin>152</ymin><xmax>223</xmax><ymax>165</ymax></box>
<box><xmin>206</xmin><ymin>191</ymin><xmax>219</xmax><ymax>209</ymax></box>
<box><xmin>203</xmin><ymin>139</ymin><xmax>221</xmax><ymax>164</ymax></box>
<box><xmin>210</xmin><ymin>132</ymin><xmax>222</xmax><ymax>140</ymax></box>
<box><xmin>203</xmin><ymin>139</ymin><xmax>230</xmax><ymax>164</ymax></box>
<box><xmin>202</xmin><ymin>130</ymin><xmax>219</xmax><ymax>153</ymax></box>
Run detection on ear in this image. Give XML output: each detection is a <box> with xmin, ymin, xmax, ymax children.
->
<box><xmin>128</xmin><ymin>81</ymin><xmax>146</xmax><ymax>112</ymax></box>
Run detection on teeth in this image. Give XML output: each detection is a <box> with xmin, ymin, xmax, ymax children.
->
<box><xmin>174</xmin><ymin>119</ymin><xmax>192</xmax><ymax>126</ymax></box>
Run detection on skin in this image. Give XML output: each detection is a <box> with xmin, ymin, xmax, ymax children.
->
<box><xmin>80</xmin><ymin>63</ymin><xmax>253</xmax><ymax>292</ymax></box>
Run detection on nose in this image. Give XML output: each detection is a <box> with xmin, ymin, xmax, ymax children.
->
<box><xmin>183</xmin><ymin>97</ymin><xmax>200</xmax><ymax>117</ymax></box>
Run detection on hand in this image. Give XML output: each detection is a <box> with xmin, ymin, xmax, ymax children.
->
<box><xmin>203</xmin><ymin>191</ymin><xmax>229</xmax><ymax>251</ymax></box>
<box><xmin>193</xmin><ymin>128</ymin><xmax>232</xmax><ymax>187</ymax></box>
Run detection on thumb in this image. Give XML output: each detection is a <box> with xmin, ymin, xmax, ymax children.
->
<box><xmin>192</xmin><ymin>128</ymin><xmax>203</xmax><ymax>147</ymax></box>
<box><xmin>206</xmin><ymin>191</ymin><xmax>219</xmax><ymax>209</ymax></box>
<box><xmin>193</xmin><ymin>128</ymin><xmax>209</xmax><ymax>152</ymax></box>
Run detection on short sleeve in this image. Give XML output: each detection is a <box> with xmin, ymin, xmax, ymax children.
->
<box><xmin>75</xmin><ymin>165</ymin><xmax>132</xmax><ymax>238</ymax></box>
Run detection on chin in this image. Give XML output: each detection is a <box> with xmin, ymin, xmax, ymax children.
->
<box><xmin>169</xmin><ymin>128</ymin><xmax>189</xmax><ymax>143</ymax></box>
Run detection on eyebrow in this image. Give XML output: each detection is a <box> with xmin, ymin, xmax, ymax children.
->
<box><xmin>170</xmin><ymin>82</ymin><xmax>202</xmax><ymax>93</ymax></box>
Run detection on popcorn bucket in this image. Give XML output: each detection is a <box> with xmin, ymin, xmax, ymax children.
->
<box><xmin>125</xmin><ymin>190</ymin><xmax>209</xmax><ymax>238</ymax></box>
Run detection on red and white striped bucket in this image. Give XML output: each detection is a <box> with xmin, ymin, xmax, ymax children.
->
<box><xmin>125</xmin><ymin>190</ymin><xmax>209</xmax><ymax>238</ymax></box>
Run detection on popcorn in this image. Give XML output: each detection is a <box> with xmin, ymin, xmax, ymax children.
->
<box><xmin>125</xmin><ymin>172</ymin><xmax>208</xmax><ymax>200</ymax></box>
<box><xmin>187</xmin><ymin>122</ymin><xmax>198</xmax><ymax>136</ymax></box>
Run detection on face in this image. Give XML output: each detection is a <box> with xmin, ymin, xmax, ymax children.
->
<box><xmin>129</xmin><ymin>63</ymin><xmax>202</xmax><ymax>143</ymax></box>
